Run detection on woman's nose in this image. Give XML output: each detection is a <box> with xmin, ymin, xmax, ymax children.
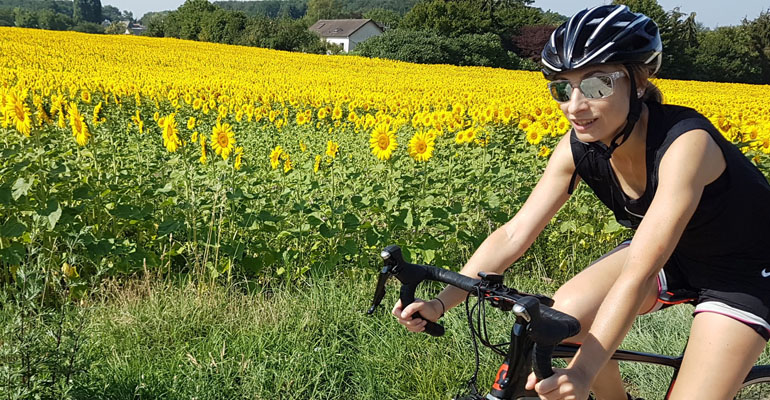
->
<box><xmin>566</xmin><ymin>87</ymin><xmax>589</xmax><ymax>115</ymax></box>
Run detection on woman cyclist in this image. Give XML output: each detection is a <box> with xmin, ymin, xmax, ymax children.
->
<box><xmin>392</xmin><ymin>5</ymin><xmax>770</xmax><ymax>400</ymax></box>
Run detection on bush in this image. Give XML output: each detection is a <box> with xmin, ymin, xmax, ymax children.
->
<box><xmin>71</xmin><ymin>21</ymin><xmax>105</xmax><ymax>34</ymax></box>
<box><xmin>354</xmin><ymin>29</ymin><xmax>532</xmax><ymax>70</ymax></box>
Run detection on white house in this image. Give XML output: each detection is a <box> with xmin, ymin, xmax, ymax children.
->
<box><xmin>308</xmin><ymin>19</ymin><xmax>383</xmax><ymax>53</ymax></box>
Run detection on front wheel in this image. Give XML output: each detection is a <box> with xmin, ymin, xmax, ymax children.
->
<box><xmin>734</xmin><ymin>366</ymin><xmax>770</xmax><ymax>399</ymax></box>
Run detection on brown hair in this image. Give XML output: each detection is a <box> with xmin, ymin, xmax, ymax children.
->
<box><xmin>627</xmin><ymin>64</ymin><xmax>663</xmax><ymax>103</ymax></box>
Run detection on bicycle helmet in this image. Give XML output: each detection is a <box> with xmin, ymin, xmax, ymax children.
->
<box><xmin>540</xmin><ymin>5</ymin><xmax>663</xmax><ymax>194</ymax></box>
<box><xmin>541</xmin><ymin>5</ymin><xmax>662</xmax><ymax>79</ymax></box>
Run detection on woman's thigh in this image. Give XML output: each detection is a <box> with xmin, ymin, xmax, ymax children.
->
<box><xmin>668</xmin><ymin>312</ymin><xmax>768</xmax><ymax>400</ymax></box>
<box><xmin>551</xmin><ymin>244</ymin><xmax>659</xmax><ymax>341</ymax></box>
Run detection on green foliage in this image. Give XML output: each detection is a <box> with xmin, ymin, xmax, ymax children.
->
<box><xmin>239</xmin><ymin>16</ymin><xmax>327</xmax><ymax>53</ymax></box>
<box><xmin>101</xmin><ymin>4</ymin><xmax>120</xmax><ymax>22</ymax></box>
<box><xmin>363</xmin><ymin>7</ymin><xmax>401</xmax><ymax>30</ymax></box>
<box><xmin>163</xmin><ymin>0</ymin><xmax>218</xmax><ymax>40</ymax></box>
<box><xmin>199</xmin><ymin>8</ymin><xmax>247</xmax><ymax>44</ymax></box>
<box><xmin>104</xmin><ymin>20</ymin><xmax>126</xmax><ymax>34</ymax></box>
<box><xmin>73</xmin><ymin>0</ymin><xmax>102</xmax><ymax>23</ymax></box>
<box><xmin>37</xmin><ymin>8</ymin><xmax>72</xmax><ymax>30</ymax></box>
<box><xmin>71</xmin><ymin>20</ymin><xmax>104</xmax><ymax>33</ymax></box>
<box><xmin>214</xmin><ymin>0</ymin><xmax>307</xmax><ymax>19</ymax></box>
<box><xmin>692</xmin><ymin>26</ymin><xmax>762</xmax><ymax>83</ymax></box>
<box><xmin>13</xmin><ymin>7</ymin><xmax>38</xmax><ymax>28</ymax></box>
<box><xmin>304</xmin><ymin>0</ymin><xmax>345</xmax><ymax>22</ymax></box>
<box><xmin>742</xmin><ymin>10</ymin><xmax>770</xmax><ymax>84</ymax></box>
<box><xmin>353</xmin><ymin>29</ymin><xmax>530</xmax><ymax>69</ymax></box>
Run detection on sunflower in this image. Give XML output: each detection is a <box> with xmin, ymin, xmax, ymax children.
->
<box><xmin>299</xmin><ymin>141</ymin><xmax>307</xmax><ymax>152</ymax></box>
<box><xmin>81</xmin><ymin>90</ymin><xmax>91</xmax><ymax>104</ymax></box>
<box><xmin>408</xmin><ymin>130</ymin><xmax>435</xmax><ymax>162</ymax></box>
<box><xmin>314</xmin><ymin>154</ymin><xmax>321</xmax><ymax>173</ymax></box>
<box><xmin>538</xmin><ymin>146</ymin><xmax>552</xmax><ymax>158</ymax></box>
<box><xmin>131</xmin><ymin>109</ymin><xmax>144</xmax><ymax>133</ymax></box>
<box><xmin>370</xmin><ymin>123</ymin><xmax>397</xmax><ymax>160</ymax></box>
<box><xmin>270</xmin><ymin>145</ymin><xmax>283</xmax><ymax>169</ymax></box>
<box><xmin>187</xmin><ymin>116</ymin><xmax>196</xmax><ymax>130</ymax></box>
<box><xmin>210</xmin><ymin>121</ymin><xmax>235</xmax><ymax>160</ymax></box>
<box><xmin>326</xmin><ymin>140</ymin><xmax>339</xmax><ymax>158</ymax></box>
<box><xmin>5</xmin><ymin>92</ymin><xmax>32</xmax><ymax>137</ymax></box>
<box><xmin>526</xmin><ymin>128</ymin><xmax>543</xmax><ymax>145</ymax></box>
<box><xmin>68</xmin><ymin>102</ymin><xmax>90</xmax><ymax>146</ymax></box>
<box><xmin>234</xmin><ymin>147</ymin><xmax>243</xmax><ymax>170</ymax></box>
<box><xmin>283</xmin><ymin>154</ymin><xmax>293</xmax><ymax>173</ymax></box>
<box><xmin>200</xmin><ymin>135</ymin><xmax>208</xmax><ymax>164</ymax></box>
<box><xmin>332</xmin><ymin>106</ymin><xmax>342</xmax><ymax>120</ymax></box>
<box><xmin>92</xmin><ymin>101</ymin><xmax>105</xmax><ymax>125</ymax></box>
<box><xmin>161</xmin><ymin>113</ymin><xmax>182</xmax><ymax>153</ymax></box>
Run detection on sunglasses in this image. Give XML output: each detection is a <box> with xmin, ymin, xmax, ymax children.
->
<box><xmin>547</xmin><ymin>71</ymin><xmax>626</xmax><ymax>103</ymax></box>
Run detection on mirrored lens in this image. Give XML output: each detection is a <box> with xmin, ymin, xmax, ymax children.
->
<box><xmin>580</xmin><ymin>75</ymin><xmax>614</xmax><ymax>99</ymax></box>
<box><xmin>548</xmin><ymin>81</ymin><xmax>571</xmax><ymax>102</ymax></box>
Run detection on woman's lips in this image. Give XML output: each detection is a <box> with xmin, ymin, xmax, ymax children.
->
<box><xmin>572</xmin><ymin>118</ymin><xmax>597</xmax><ymax>132</ymax></box>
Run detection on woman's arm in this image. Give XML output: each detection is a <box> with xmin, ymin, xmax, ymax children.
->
<box><xmin>563</xmin><ymin>129</ymin><xmax>725</xmax><ymax>389</ymax></box>
<box><xmin>433</xmin><ymin>133</ymin><xmax>577</xmax><ymax>311</ymax></box>
<box><xmin>393</xmin><ymin>132</ymin><xmax>578</xmax><ymax>332</ymax></box>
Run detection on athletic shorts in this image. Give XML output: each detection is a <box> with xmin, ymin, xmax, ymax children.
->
<box><xmin>615</xmin><ymin>240</ymin><xmax>770</xmax><ymax>341</ymax></box>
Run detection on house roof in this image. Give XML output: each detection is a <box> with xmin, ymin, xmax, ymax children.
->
<box><xmin>309</xmin><ymin>19</ymin><xmax>381</xmax><ymax>38</ymax></box>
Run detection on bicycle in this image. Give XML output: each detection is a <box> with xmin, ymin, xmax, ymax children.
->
<box><xmin>367</xmin><ymin>245</ymin><xmax>770</xmax><ymax>400</ymax></box>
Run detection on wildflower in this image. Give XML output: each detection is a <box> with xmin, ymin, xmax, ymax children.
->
<box><xmin>270</xmin><ymin>145</ymin><xmax>283</xmax><ymax>169</ymax></box>
<box><xmin>210</xmin><ymin>121</ymin><xmax>235</xmax><ymax>160</ymax></box>
<box><xmin>5</xmin><ymin>92</ymin><xmax>32</xmax><ymax>137</ymax></box>
<box><xmin>326</xmin><ymin>140</ymin><xmax>339</xmax><ymax>158</ymax></box>
<box><xmin>92</xmin><ymin>101</ymin><xmax>105</xmax><ymax>125</ymax></box>
<box><xmin>370</xmin><ymin>123</ymin><xmax>397</xmax><ymax>160</ymax></box>
<box><xmin>538</xmin><ymin>146</ymin><xmax>552</xmax><ymax>158</ymax></box>
<box><xmin>161</xmin><ymin>113</ymin><xmax>182</xmax><ymax>152</ymax></box>
<box><xmin>234</xmin><ymin>147</ymin><xmax>243</xmax><ymax>170</ymax></box>
<box><xmin>408</xmin><ymin>130</ymin><xmax>435</xmax><ymax>162</ymax></box>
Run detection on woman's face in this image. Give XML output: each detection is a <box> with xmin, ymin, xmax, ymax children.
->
<box><xmin>553</xmin><ymin>64</ymin><xmax>632</xmax><ymax>144</ymax></box>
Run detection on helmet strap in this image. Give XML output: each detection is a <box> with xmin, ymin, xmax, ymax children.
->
<box><xmin>605</xmin><ymin>66</ymin><xmax>642</xmax><ymax>158</ymax></box>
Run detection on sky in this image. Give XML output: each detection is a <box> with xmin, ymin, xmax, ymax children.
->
<box><xmin>106</xmin><ymin>0</ymin><xmax>767</xmax><ymax>28</ymax></box>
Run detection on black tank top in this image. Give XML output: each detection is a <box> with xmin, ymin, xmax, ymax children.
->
<box><xmin>570</xmin><ymin>101</ymin><xmax>770</xmax><ymax>266</ymax></box>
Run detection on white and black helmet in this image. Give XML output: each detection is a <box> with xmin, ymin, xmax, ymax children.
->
<box><xmin>541</xmin><ymin>5</ymin><xmax>662</xmax><ymax>80</ymax></box>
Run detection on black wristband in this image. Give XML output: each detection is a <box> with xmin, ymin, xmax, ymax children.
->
<box><xmin>434</xmin><ymin>298</ymin><xmax>446</xmax><ymax>317</ymax></box>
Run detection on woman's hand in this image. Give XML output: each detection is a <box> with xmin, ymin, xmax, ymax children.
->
<box><xmin>525</xmin><ymin>367</ymin><xmax>591</xmax><ymax>400</ymax></box>
<box><xmin>391</xmin><ymin>298</ymin><xmax>443</xmax><ymax>333</ymax></box>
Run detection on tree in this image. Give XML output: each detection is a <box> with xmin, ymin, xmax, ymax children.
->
<box><xmin>199</xmin><ymin>8</ymin><xmax>247</xmax><ymax>44</ymax></box>
<box><xmin>104</xmin><ymin>20</ymin><xmax>127</xmax><ymax>34</ymax></box>
<box><xmin>163</xmin><ymin>0</ymin><xmax>217</xmax><ymax>40</ymax></box>
<box><xmin>305</xmin><ymin>0</ymin><xmax>345</xmax><ymax>22</ymax></box>
<box><xmin>611</xmin><ymin>0</ymin><xmax>666</xmax><ymax>25</ymax></box>
<box><xmin>37</xmin><ymin>8</ymin><xmax>72</xmax><ymax>30</ymax></box>
<box><xmin>101</xmin><ymin>4</ymin><xmax>121</xmax><ymax>22</ymax></box>
<box><xmin>73</xmin><ymin>0</ymin><xmax>102</xmax><ymax>23</ymax></box>
<box><xmin>512</xmin><ymin>24</ymin><xmax>556</xmax><ymax>61</ymax></box>
<box><xmin>13</xmin><ymin>7</ymin><xmax>38</xmax><ymax>28</ymax></box>
<box><xmin>363</xmin><ymin>8</ymin><xmax>401</xmax><ymax>30</ymax></box>
<box><xmin>743</xmin><ymin>10</ymin><xmax>770</xmax><ymax>84</ymax></box>
<box><xmin>693</xmin><ymin>26</ymin><xmax>761</xmax><ymax>83</ymax></box>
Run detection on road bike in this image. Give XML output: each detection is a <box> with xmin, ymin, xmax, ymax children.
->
<box><xmin>367</xmin><ymin>245</ymin><xmax>770</xmax><ymax>400</ymax></box>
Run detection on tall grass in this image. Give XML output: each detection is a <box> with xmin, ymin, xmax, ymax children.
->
<box><xmin>4</xmin><ymin>270</ymin><xmax>768</xmax><ymax>399</ymax></box>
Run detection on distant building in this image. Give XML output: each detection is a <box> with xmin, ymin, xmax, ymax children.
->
<box><xmin>121</xmin><ymin>21</ymin><xmax>147</xmax><ymax>36</ymax></box>
<box><xmin>308</xmin><ymin>19</ymin><xmax>383</xmax><ymax>53</ymax></box>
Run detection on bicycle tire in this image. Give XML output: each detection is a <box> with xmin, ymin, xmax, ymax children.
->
<box><xmin>734</xmin><ymin>366</ymin><xmax>770</xmax><ymax>400</ymax></box>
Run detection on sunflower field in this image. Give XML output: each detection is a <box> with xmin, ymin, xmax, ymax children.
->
<box><xmin>1</xmin><ymin>27</ymin><xmax>769</xmax><ymax>297</ymax></box>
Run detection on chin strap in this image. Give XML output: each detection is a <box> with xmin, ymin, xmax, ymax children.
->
<box><xmin>567</xmin><ymin>66</ymin><xmax>642</xmax><ymax>195</ymax></box>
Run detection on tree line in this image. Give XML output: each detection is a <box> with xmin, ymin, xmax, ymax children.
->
<box><xmin>3</xmin><ymin>0</ymin><xmax>769</xmax><ymax>84</ymax></box>
<box><xmin>0</xmin><ymin>0</ymin><xmax>133</xmax><ymax>33</ymax></box>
